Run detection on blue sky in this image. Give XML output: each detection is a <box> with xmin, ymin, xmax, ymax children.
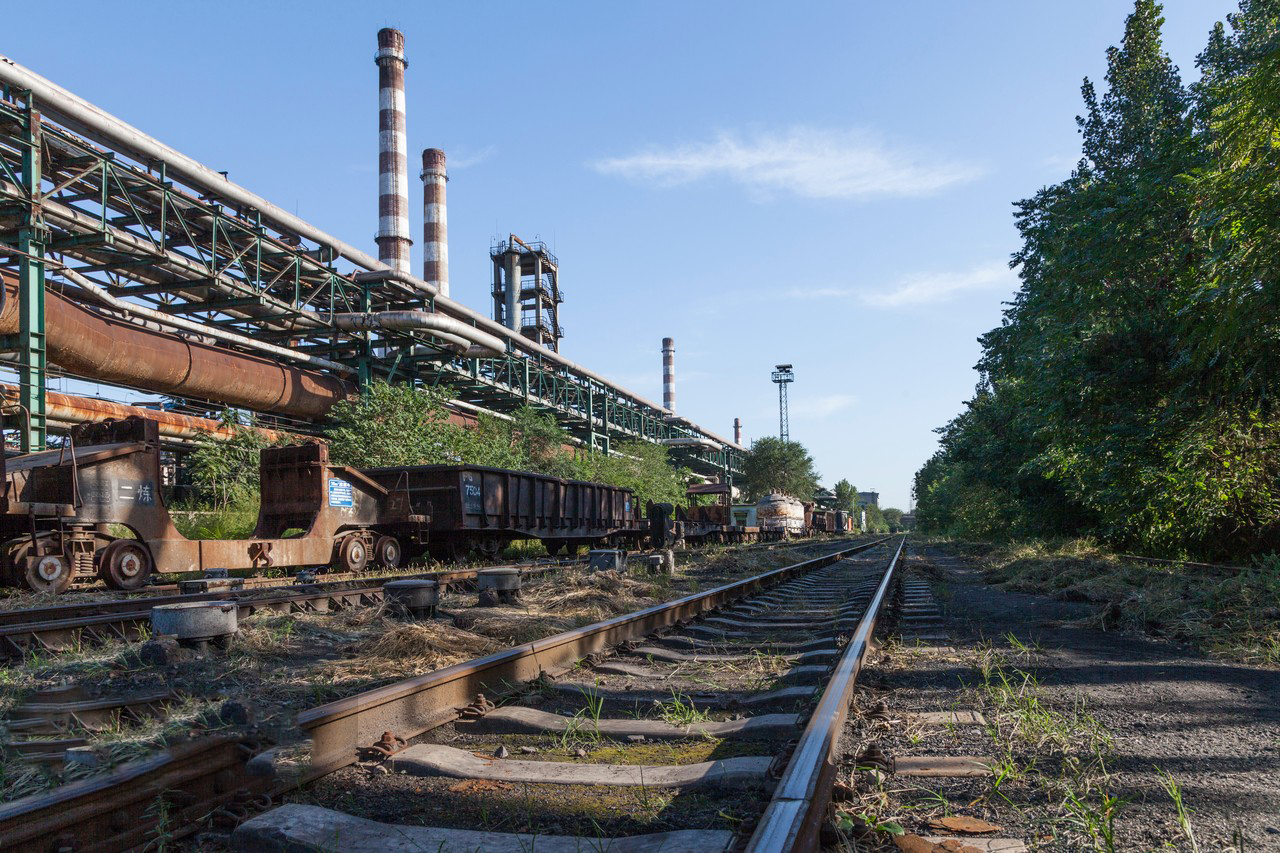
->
<box><xmin>6</xmin><ymin>1</ymin><xmax>1239</xmax><ymax>508</ymax></box>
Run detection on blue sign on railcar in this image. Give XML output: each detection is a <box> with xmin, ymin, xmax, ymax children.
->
<box><xmin>328</xmin><ymin>478</ymin><xmax>354</xmax><ymax>507</ymax></box>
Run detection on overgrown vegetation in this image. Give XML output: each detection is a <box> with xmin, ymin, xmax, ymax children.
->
<box><xmin>913</xmin><ymin>0</ymin><xmax>1280</xmax><ymax>561</ymax></box>
<box><xmin>183</xmin><ymin>380</ymin><xmax>693</xmax><ymax>524</ymax></box>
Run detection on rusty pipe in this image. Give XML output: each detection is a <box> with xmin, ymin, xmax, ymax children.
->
<box><xmin>0</xmin><ymin>271</ymin><xmax>354</xmax><ymax>419</ymax></box>
<box><xmin>0</xmin><ymin>383</ymin><xmax>284</xmax><ymax>442</ymax></box>
<box><xmin>58</xmin><ymin>267</ymin><xmax>354</xmax><ymax>376</ymax></box>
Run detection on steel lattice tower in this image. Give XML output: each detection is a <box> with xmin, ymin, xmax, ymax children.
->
<box><xmin>771</xmin><ymin>364</ymin><xmax>794</xmax><ymax>442</ymax></box>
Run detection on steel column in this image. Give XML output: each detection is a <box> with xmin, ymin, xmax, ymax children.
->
<box><xmin>17</xmin><ymin>101</ymin><xmax>46</xmax><ymax>451</ymax></box>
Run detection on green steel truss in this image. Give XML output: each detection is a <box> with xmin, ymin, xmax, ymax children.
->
<box><xmin>0</xmin><ymin>86</ymin><xmax>741</xmax><ymax>479</ymax></box>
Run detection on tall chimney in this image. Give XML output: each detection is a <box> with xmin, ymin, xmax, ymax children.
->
<box><xmin>421</xmin><ymin>148</ymin><xmax>449</xmax><ymax>297</ymax></box>
<box><xmin>734</xmin><ymin>417</ymin><xmax>742</xmax><ymax>444</ymax></box>
<box><xmin>662</xmin><ymin>337</ymin><xmax>675</xmax><ymax>413</ymax></box>
<box><xmin>375</xmin><ymin>28</ymin><xmax>411</xmax><ymax>275</ymax></box>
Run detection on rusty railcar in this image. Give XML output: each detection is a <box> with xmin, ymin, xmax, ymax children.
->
<box><xmin>361</xmin><ymin>464</ymin><xmax>642</xmax><ymax>560</ymax></box>
<box><xmin>676</xmin><ymin>483</ymin><xmax>758</xmax><ymax>544</ymax></box>
<box><xmin>0</xmin><ymin>417</ymin><xmax>426</xmax><ymax>592</ymax></box>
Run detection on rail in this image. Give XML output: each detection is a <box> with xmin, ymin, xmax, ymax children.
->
<box><xmin>0</xmin><ymin>562</ymin><xmax>571</xmax><ymax>659</ymax></box>
<box><xmin>0</xmin><ymin>736</ymin><xmax>269</xmax><ymax>852</ymax></box>
<box><xmin>297</xmin><ymin>536</ymin><xmax>892</xmax><ymax>776</ymax></box>
<box><xmin>745</xmin><ymin>535</ymin><xmax>905</xmax><ymax>851</ymax></box>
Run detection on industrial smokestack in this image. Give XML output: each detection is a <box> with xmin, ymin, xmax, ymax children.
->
<box><xmin>375</xmin><ymin>28</ymin><xmax>411</xmax><ymax>275</ymax></box>
<box><xmin>421</xmin><ymin>148</ymin><xmax>449</xmax><ymax>297</ymax></box>
<box><xmin>662</xmin><ymin>337</ymin><xmax>675</xmax><ymax>413</ymax></box>
<box><xmin>734</xmin><ymin>417</ymin><xmax>742</xmax><ymax>444</ymax></box>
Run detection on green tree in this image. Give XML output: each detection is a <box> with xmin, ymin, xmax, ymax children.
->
<box><xmin>882</xmin><ymin>507</ymin><xmax>904</xmax><ymax>532</ymax></box>
<box><xmin>742</xmin><ymin>437</ymin><xmax>820</xmax><ymax>502</ymax></box>
<box><xmin>863</xmin><ymin>504</ymin><xmax>888</xmax><ymax>534</ymax></box>
<box><xmin>913</xmin><ymin>0</ymin><xmax>1280</xmax><ymax>559</ymax></box>
<box><xmin>833</xmin><ymin>479</ymin><xmax>858</xmax><ymax>514</ymax></box>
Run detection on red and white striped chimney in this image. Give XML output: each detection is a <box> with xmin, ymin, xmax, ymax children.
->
<box><xmin>734</xmin><ymin>417</ymin><xmax>742</xmax><ymax>444</ymax></box>
<box><xmin>375</xmin><ymin>28</ymin><xmax>411</xmax><ymax>275</ymax></box>
<box><xmin>662</xmin><ymin>337</ymin><xmax>675</xmax><ymax>413</ymax></box>
<box><xmin>421</xmin><ymin>148</ymin><xmax>449</xmax><ymax>297</ymax></box>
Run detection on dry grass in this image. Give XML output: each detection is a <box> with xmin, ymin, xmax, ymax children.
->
<box><xmin>536</xmin><ymin>569</ymin><xmax>660</xmax><ymax>621</ymax></box>
<box><xmin>442</xmin><ymin>569</ymin><xmax>666</xmax><ymax>646</ymax></box>
<box><xmin>356</xmin><ymin>620</ymin><xmax>500</xmax><ymax>666</ymax></box>
<box><xmin>941</xmin><ymin>539</ymin><xmax>1280</xmax><ymax>665</ymax></box>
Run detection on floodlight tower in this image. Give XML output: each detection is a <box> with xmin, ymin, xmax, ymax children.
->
<box><xmin>771</xmin><ymin>364</ymin><xmax>794</xmax><ymax>442</ymax></box>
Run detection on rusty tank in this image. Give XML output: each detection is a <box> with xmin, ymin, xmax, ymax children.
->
<box><xmin>755</xmin><ymin>493</ymin><xmax>807</xmax><ymax>538</ymax></box>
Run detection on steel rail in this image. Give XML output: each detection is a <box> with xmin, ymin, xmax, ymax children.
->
<box><xmin>745</xmin><ymin>536</ymin><xmax>906</xmax><ymax>852</ymax></box>
<box><xmin>0</xmin><ymin>735</ymin><xmax>269</xmax><ymax>853</ymax></box>
<box><xmin>0</xmin><ymin>563</ymin><xmax>569</xmax><ymax>658</ymax></box>
<box><xmin>0</xmin><ymin>558</ymin><xmax>590</xmax><ymax>627</ymax></box>
<box><xmin>297</xmin><ymin>537</ymin><xmax>892</xmax><ymax>776</ymax></box>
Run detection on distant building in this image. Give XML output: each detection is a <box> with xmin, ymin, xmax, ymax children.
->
<box><xmin>857</xmin><ymin>491</ymin><xmax>879</xmax><ymax>508</ymax></box>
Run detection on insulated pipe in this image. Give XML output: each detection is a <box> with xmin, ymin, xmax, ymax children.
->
<box><xmin>326</xmin><ymin>310</ymin><xmax>506</xmax><ymax>358</ymax></box>
<box><xmin>374</xmin><ymin>29</ymin><xmax>412</xmax><ymax>275</ymax></box>
<box><xmin>421</xmin><ymin>148</ymin><xmax>448</xmax><ymax>297</ymax></box>
<box><xmin>662</xmin><ymin>337</ymin><xmax>675</xmax><ymax>414</ymax></box>
<box><xmin>0</xmin><ymin>54</ymin><xmax>747</xmax><ymax>453</ymax></box>
<box><xmin>0</xmin><ymin>271</ymin><xmax>354</xmax><ymax>419</ymax></box>
<box><xmin>56</xmin><ymin>267</ymin><xmax>355</xmax><ymax>376</ymax></box>
<box><xmin>658</xmin><ymin>437</ymin><xmax>721</xmax><ymax>452</ymax></box>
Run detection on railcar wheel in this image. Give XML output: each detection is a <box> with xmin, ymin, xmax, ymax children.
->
<box><xmin>476</xmin><ymin>538</ymin><xmax>502</xmax><ymax>559</ymax></box>
<box><xmin>338</xmin><ymin>535</ymin><xmax>370</xmax><ymax>573</ymax></box>
<box><xmin>374</xmin><ymin>535</ymin><xmax>402</xmax><ymax>569</ymax></box>
<box><xmin>99</xmin><ymin>540</ymin><xmax>153</xmax><ymax>591</ymax></box>
<box><xmin>16</xmin><ymin>543</ymin><xmax>73</xmax><ymax>594</ymax></box>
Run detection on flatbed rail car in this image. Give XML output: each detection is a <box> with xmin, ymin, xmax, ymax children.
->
<box><xmin>361</xmin><ymin>464</ymin><xmax>644</xmax><ymax>561</ymax></box>
<box><xmin>0</xmin><ymin>417</ymin><xmax>426</xmax><ymax>593</ymax></box>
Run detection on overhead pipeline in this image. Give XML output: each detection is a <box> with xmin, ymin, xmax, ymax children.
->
<box><xmin>0</xmin><ymin>271</ymin><xmax>354</xmax><ymax>419</ymax></box>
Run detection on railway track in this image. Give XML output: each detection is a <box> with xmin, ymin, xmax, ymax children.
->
<box><xmin>0</xmin><ymin>537</ymin><xmax>846</xmax><ymax>660</ymax></box>
<box><xmin>0</xmin><ymin>536</ymin><xmax>897</xmax><ymax>851</ymax></box>
<box><xmin>0</xmin><ymin>561</ymin><xmax>572</xmax><ymax>660</ymax></box>
<box><xmin>280</xmin><ymin>536</ymin><xmax>901</xmax><ymax>851</ymax></box>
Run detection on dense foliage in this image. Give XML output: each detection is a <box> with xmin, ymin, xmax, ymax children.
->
<box><xmin>914</xmin><ymin>0</ymin><xmax>1280</xmax><ymax>560</ymax></box>
<box><xmin>741</xmin><ymin>437</ymin><xmax>821</xmax><ymax>502</ymax></box>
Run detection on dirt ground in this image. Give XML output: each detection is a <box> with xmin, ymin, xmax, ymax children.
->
<box><xmin>845</xmin><ymin>546</ymin><xmax>1280</xmax><ymax>852</ymax></box>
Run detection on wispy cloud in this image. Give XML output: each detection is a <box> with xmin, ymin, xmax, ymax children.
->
<box><xmin>591</xmin><ymin>127</ymin><xmax>981</xmax><ymax>200</ymax></box>
<box><xmin>792</xmin><ymin>393</ymin><xmax>857</xmax><ymax>419</ymax></box>
<box><xmin>862</xmin><ymin>262</ymin><xmax>1019</xmax><ymax>308</ymax></box>
<box><xmin>447</xmin><ymin>145</ymin><xmax>497</xmax><ymax>171</ymax></box>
